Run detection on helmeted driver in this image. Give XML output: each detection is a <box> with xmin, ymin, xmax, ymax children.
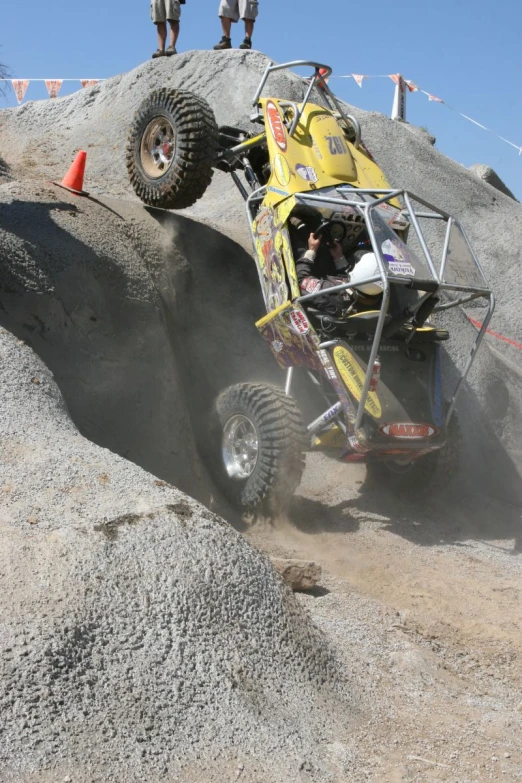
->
<box><xmin>288</xmin><ymin>208</ymin><xmax>379</xmax><ymax>319</ymax></box>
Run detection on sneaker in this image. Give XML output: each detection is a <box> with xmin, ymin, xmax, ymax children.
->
<box><xmin>165</xmin><ymin>45</ymin><xmax>177</xmax><ymax>56</ymax></box>
<box><xmin>213</xmin><ymin>36</ymin><xmax>232</xmax><ymax>50</ymax></box>
<box><xmin>239</xmin><ymin>36</ymin><xmax>252</xmax><ymax>50</ymax></box>
<box><xmin>152</xmin><ymin>49</ymin><xmax>166</xmax><ymax>59</ymax></box>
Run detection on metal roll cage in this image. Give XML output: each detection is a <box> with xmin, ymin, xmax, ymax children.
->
<box><xmin>246</xmin><ymin>185</ymin><xmax>494</xmax><ymax>431</ymax></box>
<box><xmin>250</xmin><ymin>60</ymin><xmax>361</xmax><ymax>147</ymax></box>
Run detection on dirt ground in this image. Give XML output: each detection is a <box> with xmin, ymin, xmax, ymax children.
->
<box><xmin>245</xmin><ymin>453</ymin><xmax>522</xmax><ymax>783</ymax></box>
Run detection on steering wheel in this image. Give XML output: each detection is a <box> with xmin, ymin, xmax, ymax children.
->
<box><xmin>313</xmin><ymin>219</ymin><xmax>347</xmax><ymax>247</ymax></box>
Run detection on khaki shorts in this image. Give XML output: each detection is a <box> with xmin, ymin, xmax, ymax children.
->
<box><xmin>151</xmin><ymin>0</ymin><xmax>181</xmax><ymax>23</ymax></box>
<box><xmin>218</xmin><ymin>0</ymin><xmax>259</xmax><ymax>22</ymax></box>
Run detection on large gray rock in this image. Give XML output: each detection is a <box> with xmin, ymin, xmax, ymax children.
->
<box><xmin>0</xmin><ymin>327</ymin><xmax>349</xmax><ymax>782</ymax></box>
<box><xmin>1</xmin><ymin>48</ymin><xmax>521</xmax><ymax>496</ymax></box>
<box><xmin>469</xmin><ymin>163</ymin><xmax>517</xmax><ymax>201</ymax></box>
<box><xmin>0</xmin><ymin>176</ymin><xmax>279</xmax><ymax>505</ymax></box>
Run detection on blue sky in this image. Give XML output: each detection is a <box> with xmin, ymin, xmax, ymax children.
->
<box><xmin>1</xmin><ymin>0</ymin><xmax>521</xmax><ymax>198</ymax></box>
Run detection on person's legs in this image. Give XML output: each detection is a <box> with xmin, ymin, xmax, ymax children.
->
<box><xmin>151</xmin><ymin>0</ymin><xmax>167</xmax><ymax>57</ymax></box>
<box><xmin>156</xmin><ymin>21</ymin><xmax>167</xmax><ymax>50</ymax></box>
<box><xmin>168</xmin><ymin>20</ymin><xmax>180</xmax><ymax>49</ymax></box>
<box><xmin>165</xmin><ymin>0</ymin><xmax>181</xmax><ymax>53</ymax></box>
<box><xmin>220</xmin><ymin>17</ymin><xmax>233</xmax><ymax>37</ymax></box>
<box><xmin>238</xmin><ymin>0</ymin><xmax>258</xmax><ymax>48</ymax></box>
<box><xmin>214</xmin><ymin>0</ymin><xmax>238</xmax><ymax>48</ymax></box>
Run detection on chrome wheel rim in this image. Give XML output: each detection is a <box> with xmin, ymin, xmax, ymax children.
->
<box><xmin>140</xmin><ymin>116</ymin><xmax>176</xmax><ymax>179</ymax></box>
<box><xmin>222</xmin><ymin>415</ymin><xmax>259</xmax><ymax>480</ymax></box>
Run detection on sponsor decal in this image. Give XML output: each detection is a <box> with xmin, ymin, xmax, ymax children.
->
<box><xmin>325</xmin><ymin>135</ymin><xmax>347</xmax><ymax>155</ymax></box>
<box><xmin>379</xmin><ymin>423</ymin><xmax>439</xmax><ymax>439</ymax></box>
<box><xmin>385</xmin><ymin>257</ymin><xmax>416</xmax><ymax>277</ymax></box>
<box><xmin>301</xmin><ymin>277</ymin><xmax>322</xmax><ymax>294</ymax></box>
<box><xmin>348</xmin><ymin>434</ymin><xmax>368</xmax><ymax>453</ymax></box>
<box><xmin>274</xmin><ymin>154</ymin><xmax>291</xmax><ymax>187</ymax></box>
<box><xmin>288</xmin><ymin>309</ymin><xmax>310</xmax><ymax>335</ymax></box>
<box><xmin>382</xmin><ymin>239</ymin><xmax>416</xmax><ymax>276</ymax></box>
<box><xmin>317</xmin><ymin>350</ymin><xmax>338</xmax><ymax>380</ymax></box>
<box><xmin>295</xmin><ymin>163</ymin><xmax>318</xmax><ymax>183</ymax></box>
<box><xmin>323</xmin><ymin>407</ymin><xmax>338</xmax><ymax>423</ymax></box>
<box><xmin>267</xmin><ymin>185</ymin><xmax>289</xmax><ymax>197</ymax></box>
<box><xmin>272</xmin><ymin>340</ymin><xmax>284</xmax><ymax>353</ymax></box>
<box><xmin>332</xmin><ymin>346</ymin><xmax>382</xmax><ymax>419</ymax></box>
<box><xmin>266</xmin><ymin>101</ymin><xmax>287</xmax><ymax>152</ymax></box>
<box><xmin>351</xmin><ymin>343</ymin><xmax>399</xmax><ymax>352</ymax></box>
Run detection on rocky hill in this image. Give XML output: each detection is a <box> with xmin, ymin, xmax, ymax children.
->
<box><xmin>1</xmin><ymin>49</ymin><xmax>521</xmax><ymax>782</ymax></box>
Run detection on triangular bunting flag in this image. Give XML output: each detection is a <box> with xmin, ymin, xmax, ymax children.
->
<box><xmin>45</xmin><ymin>79</ymin><xmax>63</xmax><ymax>99</ymax></box>
<box><xmin>11</xmin><ymin>79</ymin><xmax>29</xmax><ymax>104</ymax></box>
<box><xmin>389</xmin><ymin>74</ymin><xmax>403</xmax><ymax>87</ymax></box>
<box><xmin>352</xmin><ymin>74</ymin><xmax>365</xmax><ymax>87</ymax></box>
<box><xmin>81</xmin><ymin>80</ymin><xmax>99</xmax><ymax>89</ymax></box>
<box><xmin>405</xmin><ymin>80</ymin><xmax>419</xmax><ymax>93</ymax></box>
<box><xmin>428</xmin><ymin>93</ymin><xmax>444</xmax><ymax>103</ymax></box>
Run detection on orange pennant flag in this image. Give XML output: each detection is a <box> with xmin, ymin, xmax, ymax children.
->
<box><xmin>45</xmin><ymin>80</ymin><xmax>63</xmax><ymax>99</ymax></box>
<box><xmin>389</xmin><ymin>74</ymin><xmax>403</xmax><ymax>87</ymax></box>
<box><xmin>12</xmin><ymin>79</ymin><xmax>29</xmax><ymax>104</ymax></box>
<box><xmin>80</xmin><ymin>80</ymin><xmax>98</xmax><ymax>89</ymax></box>
<box><xmin>428</xmin><ymin>93</ymin><xmax>444</xmax><ymax>103</ymax></box>
<box><xmin>405</xmin><ymin>80</ymin><xmax>419</xmax><ymax>93</ymax></box>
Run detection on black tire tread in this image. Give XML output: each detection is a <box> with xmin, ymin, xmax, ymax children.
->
<box><xmin>126</xmin><ymin>88</ymin><xmax>219</xmax><ymax>210</ymax></box>
<box><xmin>215</xmin><ymin>383</ymin><xmax>308</xmax><ymax>511</ymax></box>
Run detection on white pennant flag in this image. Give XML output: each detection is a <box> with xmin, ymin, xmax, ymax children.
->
<box><xmin>11</xmin><ymin>79</ymin><xmax>29</xmax><ymax>104</ymax></box>
<box><xmin>352</xmin><ymin>74</ymin><xmax>365</xmax><ymax>88</ymax></box>
<box><xmin>428</xmin><ymin>93</ymin><xmax>444</xmax><ymax>103</ymax></box>
<box><xmin>45</xmin><ymin>79</ymin><xmax>63</xmax><ymax>99</ymax></box>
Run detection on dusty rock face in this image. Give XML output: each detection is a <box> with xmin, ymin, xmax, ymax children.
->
<box><xmin>0</xmin><ymin>327</ymin><xmax>349</xmax><ymax>782</ymax></box>
<box><xmin>0</xmin><ymin>177</ymin><xmax>279</xmax><ymax>504</ymax></box>
<box><xmin>1</xmin><ymin>49</ymin><xmax>521</xmax><ymax>498</ymax></box>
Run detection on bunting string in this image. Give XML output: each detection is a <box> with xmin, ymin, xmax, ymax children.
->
<box><xmin>330</xmin><ymin>73</ymin><xmax>522</xmax><ymax>156</ymax></box>
<box><xmin>1</xmin><ymin>73</ymin><xmax>520</xmax><ymax>157</ymax></box>
<box><xmin>0</xmin><ymin>79</ymin><xmax>104</xmax><ymax>103</ymax></box>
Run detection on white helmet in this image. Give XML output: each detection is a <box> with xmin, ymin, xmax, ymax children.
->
<box><xmin>348</xmin><ymin>252</ymin><xmax>383</xmax><ymax>296</ymax></box>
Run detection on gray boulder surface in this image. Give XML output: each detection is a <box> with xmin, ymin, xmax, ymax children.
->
<box><xmin>0</xmin><ymin>327</ymin><xmax>350</xmax><ymax>782</ymax></box>
<box><xmin>1</xmin><ymin>49</ymin><xmax>521</xmax><ymax>494</ymax></box>
<box><xmin>469</xmin><ymin>163</ymin><xmax>517</xmax><ymax>201</ymax></box>
<box><xmin>1</xmin><ymin>47</ymin><xmax>522</xmax><ymax>781</ymax></box>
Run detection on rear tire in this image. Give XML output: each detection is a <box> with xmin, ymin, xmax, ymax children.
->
<box><xmin>126</xmin><ymin>88</ymin><xmax>219</xmax><ymax>210</ymax></box>
<box><xmin>212</xmin><ymin>383</ymin><xmax>307</xmax><ymax>512</ymax></box>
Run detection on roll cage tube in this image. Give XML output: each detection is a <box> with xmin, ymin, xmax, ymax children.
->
<box><xmin>250</xmin><ymin>60</ymin><xmax>361</xmax><ymax>149</ymax></box>
<box><xmin>288</xmin><ymin>188</ymin><xmax>494</xmax><ymax>430</ymax></box>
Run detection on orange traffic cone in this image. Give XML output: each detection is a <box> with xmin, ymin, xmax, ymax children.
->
<box><xmin>53</xmin><ymin>151</ymin><xmax>89</xmax><ymax>196</ymax></box>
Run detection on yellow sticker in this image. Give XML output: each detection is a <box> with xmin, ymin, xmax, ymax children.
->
<box><xmin>274</xmin><ymin>154</ymin><xmax>291</xmax><ymax>187</ymax></box>
<box><xmin>333</xmin><ymin>346</ymin><xmax>382</xmax><ymax>419</ymax></box>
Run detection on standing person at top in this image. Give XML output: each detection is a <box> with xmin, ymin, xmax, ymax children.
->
<box><xmin>213</xmin><ymin>0</ymin><xmax>259</xmax><ymax>50</ymax></box>
<box><xmin>151</xmin><ymin>0</ymin><xmax>183</xmax><ymax>58</ymax></box>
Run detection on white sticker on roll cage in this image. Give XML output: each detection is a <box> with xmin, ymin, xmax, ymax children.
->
<box><xmin>288</xmin><ymin>309</ymin><xmax>310</xmax><ymax>335</ymax></box>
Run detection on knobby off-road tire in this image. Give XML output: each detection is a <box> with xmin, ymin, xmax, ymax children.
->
<box><xmin>126</xmin><ymin>88</ymin><xmax>219</xmax><ymax>210</ymax></box>
<box><xmin>365</xmin><ymin>413</ymin><xmax>462</xmax><ymax>496</ymax></box>
<box><xmin>213</xmin><ymin>383</ymin><xmax>307</xmax><ymax>513</ymax></box>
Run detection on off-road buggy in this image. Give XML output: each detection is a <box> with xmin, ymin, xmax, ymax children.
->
<box><xmin>126</xmin><ymin>60</ymin><xmax>494</xmax><ymax>511</ymax></box>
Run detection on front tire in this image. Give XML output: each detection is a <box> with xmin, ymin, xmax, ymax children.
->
<box><xmin>213</xmin><ymin>383</ymin><xmax>307</xmax><ymax>512</ymax></box>
<box><xmin>126</xmin><ymin>88</ymin><xmax>219</xmax><ymax>210</ymax></box>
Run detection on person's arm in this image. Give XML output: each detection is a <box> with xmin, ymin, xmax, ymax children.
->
<box><xmin>296</xmin><ymin>235</ymin><xmax>348</xmax><ymax>293</ymax></box>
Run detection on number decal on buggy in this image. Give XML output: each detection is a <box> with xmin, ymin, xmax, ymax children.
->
<box><xmin>326</xmin><ymin>136</ymin><xmax>346</xmax><ymax>155</ymax></box>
